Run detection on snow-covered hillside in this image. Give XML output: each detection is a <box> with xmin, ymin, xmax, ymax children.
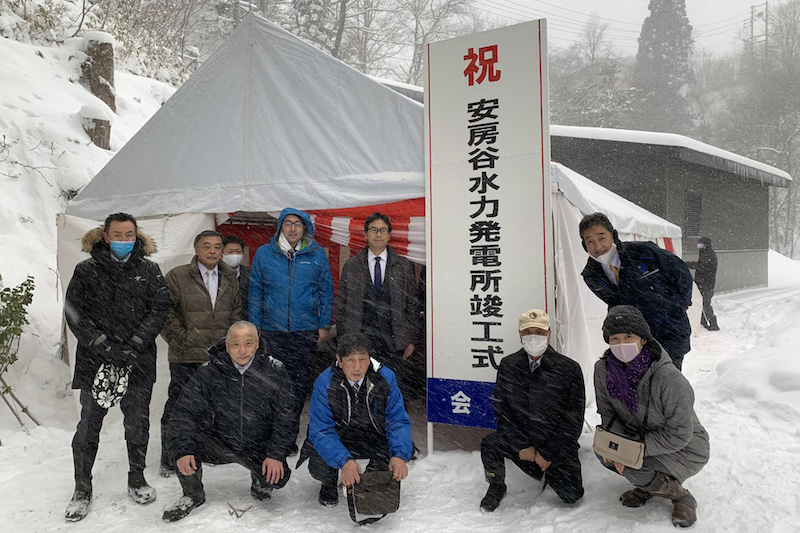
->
<box><xmin>0</xmin><ymin>33</ymin><xmax>175</xmax><ymax>394</ymax></box>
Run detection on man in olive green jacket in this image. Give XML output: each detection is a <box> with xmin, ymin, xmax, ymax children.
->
<box><xmin>159</xmin><ymin>230</ymin><xmax>241</xmax><ymax>476</ymax></box>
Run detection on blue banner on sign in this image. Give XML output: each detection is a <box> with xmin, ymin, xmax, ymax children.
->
<box><xmin>427</xmin><ymin>378</ymin><xmax>497</xmax><ymax>429</ymax></box>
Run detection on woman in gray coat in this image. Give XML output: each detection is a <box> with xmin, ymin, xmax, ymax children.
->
<box><xmin>594</xmin><ymin>305</ymin><xmax>709</xmax><ymax>529</ymax></box>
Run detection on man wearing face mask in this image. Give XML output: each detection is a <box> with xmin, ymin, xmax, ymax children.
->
<box><xmin>579</xmin><ymin>212</ymin><xmax>694</xmax><ymax>370</ymax></box>
<box><xmin>64</xmin><ymin>213</ymin><xmax>170</xmax><ymax>521</ymax></box>
<box><xmin>594</xmin><ymin>305</ymin><xmax>708</xmax><ymax>528</ymax></box>
<box><xmin>479</xmin><ymin>309</ymin><xmax>585</xmax><ymax>513</ymax></box>
<box><xmin>222</xmin><ymin>236</ymin><xmax>251</xmax><ymax>321</ymax></box>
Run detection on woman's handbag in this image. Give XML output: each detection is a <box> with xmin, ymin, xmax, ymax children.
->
<box><xmin>593</xmin><ymin>375</ymin><xmax>654</xmax><ymax>469</ymax></box>
<box><xmin>592</xmin><ymin>424</ymin><xmax>645</xmax><ymax>469</ymax></box>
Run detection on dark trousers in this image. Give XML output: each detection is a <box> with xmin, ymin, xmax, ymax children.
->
<box><xmin>366</xmin><ymin>331</ymin><xmax>406</xmax><ymax>391</ymax></box>
<box><xmin>481</xmin><ymin>432</ymin><xmax>584</xmax><ymax>504</ymax></box>
<box><xmin>161</xmin><ymin>362</ymin><xmax>203</xmax><ymax>467</ymax></box>
<box><xmin>699</xmin><ymin>287</ymin><xmax>718</xmax><ymax>329</ymax></box>
<box><xmin>262</xmin><ymin>330</ymin><xmax>317</xmax><ymax>417</ymax></box>
<box><xmin>307</xmin><ymin>439</ymin><xmax>390</xmax><ymax>487</ymax></box>
<box><xmin>656</xmin><ymin>332</ymin><xmax>690</xmax><ymax>371</ymax></box>
<box><xmin>72</xmin><ymin>381</ymin><xmax>153</xmax><ymax>491</ymax></box>
<box><xmin>177</xmin><ymin>433</ymin><xmax>291</xmax><ymax>499</ymax></box>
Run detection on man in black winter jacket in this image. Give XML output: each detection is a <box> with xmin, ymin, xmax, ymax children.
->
<box><xmin>579</xmin><ymin>212</ymin><xmax>694</xmax><ymax>370</ymax></box>
<box><xmin>162</xmin><ymin>321</ymin><xmax>298</xmax><ymax>522</ymax></box>
<box><xmin>64</xmin><ymin>213</ymin><xmax>170</xmax><ymax>522</ymax></box>
<box><xmin>686</xmin><ymin>236</ymin><xmax>719</xmax><ymax>331</ymax></box>
<box><xmin>480</xmin><ymin>309</ymin><xmax>585</xmax><ymax>512</ymax></box>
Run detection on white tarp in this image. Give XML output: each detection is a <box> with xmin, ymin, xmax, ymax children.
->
<box><xmin>66</xmin><ymin>14</ymin><xmax>424</xmax><ymax>220</ymax></box>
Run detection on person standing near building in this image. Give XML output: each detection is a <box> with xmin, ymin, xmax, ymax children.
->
<box><xmin>686</xmin><ymin>236</ymin><xmax>719</xmax><ymax>331</ymax></box>
<box><xmin>64</xmin><ymin>213</ymin><xmax>170</xmax><ymax>521</ymax></box>
<box><xmin>579</xmin><ymin>213</ymin><xmax>694</xmax><ymax>370</ymax></box>
<box><xmin>336</xmin><ymin>212</ymin><xmax>420</xmax><ymax>388</ymax></box>
<box><xmin>159</xmin><ymin>230</ymin><xmax>241</xmax><ymax>476</ymax></box>
<box><xmin>249</xmin><ymin>208</ymin><xmax>334</xmax><ymax>428</ymax></box>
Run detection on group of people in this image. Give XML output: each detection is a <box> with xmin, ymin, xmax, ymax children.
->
<box><xmin>478</xmin><ymin>213</ymin><xmax>711</xmax><ymax>529</ymax></box>
<box><xmin>64</xmin><ymin>209</ymin><xmax>418</xmax><ymax>522</ymax></box>
<box><xmin>63</xmin><ymin>208</ymin><xmax>712</xmax><ymax>528</ymax></box>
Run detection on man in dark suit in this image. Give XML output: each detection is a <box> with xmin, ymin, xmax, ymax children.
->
<box><xmin>335</xmin><ymin>213</ymin><xmax>420</xmax><ymax>389</ymax></box>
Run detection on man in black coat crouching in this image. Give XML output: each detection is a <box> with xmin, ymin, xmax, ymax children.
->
<box><xmin>162</xmin><ymin>321</ymin><xmax>299</xmax><ymax>522</ymax></box>
<box><xmin>480</xmin><ymin>308</ymin><xmax>585</xmax><ymax>512</ymax></box>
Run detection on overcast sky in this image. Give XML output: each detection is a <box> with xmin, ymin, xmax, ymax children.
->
<box><xmin>476</xmin><ymin>0</ymin><xmax>767</xmax><ymax>56</ymax></box>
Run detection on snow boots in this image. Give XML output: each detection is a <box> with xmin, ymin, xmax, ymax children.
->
<box><xmin>128</xmin><ymin>471</ymin><xmax>157</xmax><ymax>504</ymax></box>
<box><xmin>163</xmin><ymin>465</ymin><xmax>206</xmax><ymax>522</ymax></box>
<box><xmin>640</xmin><ymin>473</ymin><xmax>698</xmax><ymax>528</ymax></box>
<box><xmin>65</xmin><ymin>490</ymin><xmax>92</xmax><ymax>522</ymax></box>
<box><xmin>479</xmin><ymin>482</ymin><xmax>507</xmax><ymax>513</ymax></box>
<box><xmin>250</xmin><ymin>473</ymin><xmax>273</xmax><ymax>502</ymax></box>
<box><xmin>319</xmin><ymin>482</ymin><xmax>339</xmax><ymax>507</ymax></box>
<box><xmin>619</xmin><ymin>487</ymin><xmax>653</xmax><ymax>507</ymax></box>
<box><xmin>162</xmin><ymin>495</ymin><xmax>206</xmax><ymax>522</ymax></box>
<box><xmin>65</xmin><ymin>446</ymin><xmax>96</xmax><ymax>521</ymax></box>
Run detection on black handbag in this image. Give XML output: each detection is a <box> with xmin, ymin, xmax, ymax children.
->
<box><xmin>346</xmin><ymin>470</ymin><xmax>400</xmax><ymax>525</ymax></box>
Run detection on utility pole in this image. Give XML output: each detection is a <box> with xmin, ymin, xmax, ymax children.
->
<box><xmin>764</xmin><ymin>0</ymin><xmax>769</xmax><ymax>64</ymax></box>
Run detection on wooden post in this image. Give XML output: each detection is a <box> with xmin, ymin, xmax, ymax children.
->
<box><xmin>85</xmin><ymin>39</ymin><xmax>115</xmax><ymax>112</ymax></box>
<box><xmin>82</xmin><ymin>115</ymin><xmax>111</xmax><ymax>150</ymax></box>
<box><xmin>81</xmin><ymin>36</ymin><xmax>115</xmax><ymax>149</ymax></box>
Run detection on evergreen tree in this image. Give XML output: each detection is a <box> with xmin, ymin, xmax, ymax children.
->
<box><xmin>632</xmin><ymin>0</ymin><xmax>694</xmax><ymax>134</ymax></box>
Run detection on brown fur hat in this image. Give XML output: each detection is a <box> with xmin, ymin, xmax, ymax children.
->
<box><xmin>81</xmin><ymin>227</ymin><xmax>157</xmax><ymax>256</ymax></box>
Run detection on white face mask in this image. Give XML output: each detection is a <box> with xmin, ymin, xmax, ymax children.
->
<box><xmin>609</xmin><ymin>342</ymin><xmax>642</xmax><ymax>363</ymax></box>
<box><xmin>222</xmin><ymin>254</ymin><xmax>244</xmax><ymax>268</ymax></box>
<box><xmin>592</xmin><ymin>243</ymin><xmax>617</xmax><ymax>266</ymax></box>
<box><xmin>697</xmin><ymin>243</ymin><xmax>705</xmax><ymax>250</ymax></box>
<box><xmin>521</xmin><ymin>334</ymin><xmax>548</xmax><ymax>358</ymax></box>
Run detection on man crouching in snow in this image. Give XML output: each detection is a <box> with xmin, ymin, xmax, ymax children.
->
<box><xmin>479</xmin><ymin>308</ymin><xmax>585</xmax><ymax>512</ymax></box>
<box><xmin>297</xmin><ymin>332</ymin><xmax>412</xmax><ymax>507</ymax></box>
<box><xmin>161</xmin><ymin>321</ymin><xmax>298</xmax><ymax>522</ymax></box>
<box><xmin>64</xmin><ymin>213</ymin><xmax>170</xmax><ymax>522</ymax></box>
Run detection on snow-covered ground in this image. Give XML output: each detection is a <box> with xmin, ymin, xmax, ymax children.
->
<box><xmin>0</xmin><ymin>255</ymin><xmax>798</xmax><ymax>532</ymax></box>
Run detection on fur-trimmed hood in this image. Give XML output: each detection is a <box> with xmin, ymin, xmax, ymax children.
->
<box><xmin>81</xmin><ymin>227</ymin><xmax>158</xmax><ymax>256</ymax></box>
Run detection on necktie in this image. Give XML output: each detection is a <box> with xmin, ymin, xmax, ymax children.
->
<box><xmin>352</xmin><ymin>382</ymin><xmax>360</xmax><ymax>403</ymax></box>
<box><xmin>374</xmin><ymin>256</ymin><xmax>382</xmax><ymax>294</ymax></box>
<box><xmin>288</xmin><ymin>249</ymin><xmax>295</xmax><ymax>260</ymax></box>
<box><xmin>204</xmin><ymin>270</ymin><xmax>217</xmax><ymax>310</ymax></box>
<box><xmin>609</xmin><ymin>264</ymin><xmax>619</xmax><ymax>284</ymax></box>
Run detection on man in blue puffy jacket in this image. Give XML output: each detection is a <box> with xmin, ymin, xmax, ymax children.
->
<box><xmin>249</xmin><ymin>208</ymin><xmax>334</xmax><ymax>425</ymax></box>
<box><xmin>299</xmin><ymin>333</ymin><xmax>412</xmax><ymax>507</ymax></box>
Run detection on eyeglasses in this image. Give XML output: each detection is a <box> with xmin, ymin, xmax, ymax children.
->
<box><xmin>282</xmin><ymin>221</ymin><xmax>305</xmax><ymax>229</ymax></box>
<box><xmin>367</xmin><ymin>227</ymin><xmax>389</xmax><ymax>235</ymax></box>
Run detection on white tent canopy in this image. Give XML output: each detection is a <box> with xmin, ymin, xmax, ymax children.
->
<box><xmin>66</xmin><ymin>14</ymin><xmax>424</xmax><ymax>220</ymax></box>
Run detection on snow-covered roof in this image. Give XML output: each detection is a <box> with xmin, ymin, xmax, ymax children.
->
<box><xmin>552</xmin><ymin>125</ymin><xmax>792</xmax><ymax>188</ymax></box>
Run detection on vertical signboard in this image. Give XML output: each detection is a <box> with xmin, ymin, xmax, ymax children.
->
<box><xmin>425</xmin><ymin>21</ymin><xmax>553</xmax><ymax>429</ymax></box>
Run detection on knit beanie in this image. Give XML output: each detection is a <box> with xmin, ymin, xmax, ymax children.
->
<box><xmin>602</xmin><ymin>305</ymin><xmax>653</xmax><ymax>343</ymax></box>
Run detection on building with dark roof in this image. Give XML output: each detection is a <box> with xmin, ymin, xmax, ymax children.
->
<box><xmin>551</xmin><ymin>125</ymin><xmax>793</xmax><ymax>292</ymax></box>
